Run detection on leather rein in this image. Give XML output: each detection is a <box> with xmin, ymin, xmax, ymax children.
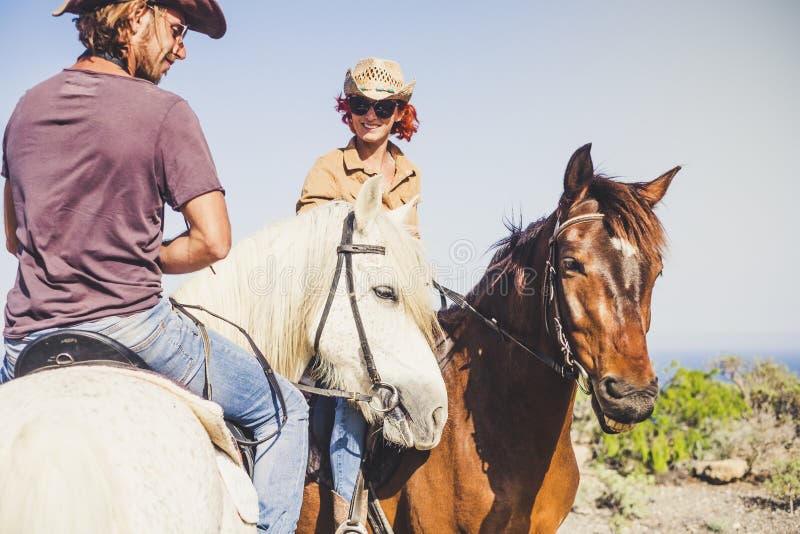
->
<box><xmin>435</xmin><ymin>212</ymin><xmax>605</xmax><ymax>393</ymax></box>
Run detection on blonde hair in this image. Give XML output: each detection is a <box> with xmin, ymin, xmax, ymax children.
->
<box><xmin>75</xmin><ymin>0</ymin><xmax>171</xmax><ymax>75</ymax></box>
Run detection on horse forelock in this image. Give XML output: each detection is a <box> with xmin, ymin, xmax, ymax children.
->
<box><xmin>584</xmin><ymin>175</ymin><xmax>667</xmax><ymax>266</ymax></box>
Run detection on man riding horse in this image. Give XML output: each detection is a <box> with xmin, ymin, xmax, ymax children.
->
<box><xmin>1</xmin><ymin>1</ymin><xmax>308</xmax><ymax>532</ymax></box>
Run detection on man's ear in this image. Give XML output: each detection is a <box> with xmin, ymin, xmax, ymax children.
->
<box><xmin>128</xmin><ymin>2</ymin><xmax>150</xmax><ymax>34</ymax></box>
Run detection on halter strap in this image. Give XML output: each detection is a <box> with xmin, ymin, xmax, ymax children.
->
<box><xmin>311</xmin><ymin>211</ymin><xmax>399</xmax><ymax>413</ymax></box>
<box><xmin>550</xmin><ymin>213</ymin><xmax>606</xmax><ymax>243</ymax></box>
<box><xmin>544</xmin><ymin>212</ymin><xmax>605</xmax><ymax>392</ymax></box>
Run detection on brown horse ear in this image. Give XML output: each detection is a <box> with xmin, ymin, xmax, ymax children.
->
<box><xmin>639</xmin><ymin>166</ymin><xmax>680</xmax><ymax>207</ymax></box>
<box><xmin>563</xmin><ymin>143</ymin><xmax>594</xmax><ymax>205</ymax></box>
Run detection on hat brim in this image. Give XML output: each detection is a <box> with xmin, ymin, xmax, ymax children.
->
<box><xmin>53</xmin><ymin>0</ymin><xmax>226</xmax><ymax>39</ymax></box>
<box><xmin>343</xmin><ymin>70</ymin><xmax>415</xmax><ymax>102</ymax></box>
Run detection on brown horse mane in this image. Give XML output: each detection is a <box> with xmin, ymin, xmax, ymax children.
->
<box><xmin>439</xmin><ymin>174</ymin><xmax>667</xmax><ymax>333</ymax></box>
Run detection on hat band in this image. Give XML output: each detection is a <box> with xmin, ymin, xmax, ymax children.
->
<box><xmin>358</xmin><ymin>86</ymin><xmax>397</xmax><ymax>94</ymax></box>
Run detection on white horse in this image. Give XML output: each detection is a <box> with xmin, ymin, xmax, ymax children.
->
<box><xmin>174</xmin><ymin>176</ymin><xmax>447</xmax><ymax>448</ymax></box>
<box><xmin>0</xmin><ymin>177</ymin><xmax>447</xmax><ymax>533</ymax></box>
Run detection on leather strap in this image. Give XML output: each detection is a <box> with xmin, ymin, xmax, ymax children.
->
<box><xmin>168</xmin><ymin>298</ymin><xmax>288</xmax><ymax>446</ymax></box>
<box><xmin>433</xmin><ymin>281</ymin><xmax>578</xmax><ymax>380</ymax></box>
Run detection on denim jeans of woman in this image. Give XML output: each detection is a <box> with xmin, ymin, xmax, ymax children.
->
<box><xmin>2</xmin><ymin>299</ymin><xmax>308</xmax><ymax>534</ymax></box>
<box><xmin>330</xmin><ymin>397</ymin><xmax>367</xmax><ymax>502</ymax></box>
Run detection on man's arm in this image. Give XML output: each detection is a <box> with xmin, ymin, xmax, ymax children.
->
<box><xmin>4</xmin><ymin>180</ymin><xmax>19</xmax><ymax>255</ymax></box>
<box><xmin>159</xmin><ymin>190</ymin><xmax>231</xmax><ymax>274</ymax></box>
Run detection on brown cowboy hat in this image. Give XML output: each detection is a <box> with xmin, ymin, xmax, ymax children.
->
<box><xmin>52</xmin><ymin>0</ymin><xmax>226</xmax><ymax>39</ymax></box>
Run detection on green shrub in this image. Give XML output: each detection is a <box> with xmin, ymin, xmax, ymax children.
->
<box><xmin>745</xmin><ymin>361</ymin><xmax>800</xmax><ymax>427</ymax></box>
<box><xmin>765</xmin><ymin>459</ymin><xmax>800</xmax><ymax>514</ymax></box>
<box><xmin>594</xmin><ymin>467</ymin><xmax>652</xmax><ymax>530</ymax></box>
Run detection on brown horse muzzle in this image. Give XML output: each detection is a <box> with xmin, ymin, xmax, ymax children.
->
<box><xmin>591</xmin><ymin>375</ymin><xmax>659</xmax><ymax>433</ymax></box>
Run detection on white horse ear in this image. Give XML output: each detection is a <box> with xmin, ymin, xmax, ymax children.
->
<box><xmin>354</xmin><ymin>175</ymin><xmax>384</xmax><ymax>231</ymax></box>
<box><xmin>388</xmin><ymin>195</ymin><xmax>419</xmax><ymax>230</ymax></box>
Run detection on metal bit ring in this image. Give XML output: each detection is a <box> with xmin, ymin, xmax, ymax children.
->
<box><xmin>368</xmin><ymin>382</ymin><xmax>400</xmax><ymax>413</ymax></box>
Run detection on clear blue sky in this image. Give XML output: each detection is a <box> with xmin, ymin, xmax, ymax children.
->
<box><xmin>1</xmin><ymin>1</ymin><xmax>798</xmax><ymax>360</ymax></box>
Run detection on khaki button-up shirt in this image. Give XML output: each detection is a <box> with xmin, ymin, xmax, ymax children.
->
<box><xmin>295</xmin><ymin>137</ymin><xmax>420</xmax><ymax>229</ymax></box>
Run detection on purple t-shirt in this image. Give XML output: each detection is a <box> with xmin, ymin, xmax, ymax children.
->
<box><xmin>1</xmin><ymin>69</ymin><xmax>223</xmax><ymax>339</ymax></box>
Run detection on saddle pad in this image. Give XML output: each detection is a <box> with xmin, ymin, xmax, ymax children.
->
<box><xmin>215</xmin><ymin>449</ymin><xmax>259</xmax><ymax>525</ymax></box>
<box><xmin>99</xmin><ymin>366</ymin><xmax>243</xmax><ymax>467</ymax></box>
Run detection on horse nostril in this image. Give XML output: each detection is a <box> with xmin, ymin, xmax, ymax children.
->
<box><xmin>601</xmin><ymin>376</ymin><xmax>626</xmax><ymax>399</ymax></box>
<box><xmin>431</xmin><ymin>406</ymin><xmax>446</xmax><ymax>428</ymax></box>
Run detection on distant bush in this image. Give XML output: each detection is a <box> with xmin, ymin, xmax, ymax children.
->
<box><xmin>714</xmin><ymin>356</ymin><xmax>800</xmax><ymax>415</ymax></box>
<box><xmin>594</xmin><ymin>467</ymin><xmax>652</xmax><ymax>530</ymax></box>
<box><xmin>765</xmin><ymin>459</ymin><xmax>800</xmax><ymax>514</ymax></box>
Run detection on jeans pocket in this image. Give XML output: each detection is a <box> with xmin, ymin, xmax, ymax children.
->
<box><xmin>137</xmin><ymin>311</ymin><xmax>202</xmax><ymax>385</ymax></box>
<box><xmin>128</xmin><ymin>320</ymin><xmax>166</xmax><ymax>353</ymax></box>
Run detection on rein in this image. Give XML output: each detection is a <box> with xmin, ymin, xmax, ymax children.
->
<box><xmin>435</xmin><ymin>212</ymin><xmax>605</xmax><ymax>392</ymax></box>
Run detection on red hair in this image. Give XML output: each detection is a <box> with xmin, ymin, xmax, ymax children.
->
<box><xmin>335</xmin><ymin>95</ymin><xmax>419</xmax><ymax>142</ymax></box>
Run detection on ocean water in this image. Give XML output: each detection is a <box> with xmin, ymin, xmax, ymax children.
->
<box><xmin>649</xmin><ymin>348</ymin><xmax>800</xmax><ymax>381</ymax></box>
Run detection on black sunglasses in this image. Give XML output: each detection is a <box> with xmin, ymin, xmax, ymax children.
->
<box><xmin>347</xmin><ymin>96</ymin><xmax>404</xmax><ymax>119</ymax></box>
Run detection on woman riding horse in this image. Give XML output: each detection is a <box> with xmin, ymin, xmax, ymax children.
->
<box><xmin>295</xmin><ymin>57</ymin><xmax>424</xmax><ymax>526</ymax></box>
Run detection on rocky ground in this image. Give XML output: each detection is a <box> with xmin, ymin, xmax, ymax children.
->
<box><xmin>559</xmin><ymin>458</ymin><xmax>798</xmax><ymax>534</ymax></box>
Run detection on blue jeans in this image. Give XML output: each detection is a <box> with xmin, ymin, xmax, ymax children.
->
<box><xmin>330</xmin><ymin>397</ymin><xmax>367</xmax><ymax>502</ymax></box>
<box><xmin>2</xmin><ymin>299</ymin><xmax>308</xmax><ymax>534</ymax></box>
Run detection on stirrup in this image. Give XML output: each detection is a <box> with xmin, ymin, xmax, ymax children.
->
<box><xmin>335</xmin><ymin>520</ymin><xmax>369</xmax><ymax>534</ymax></box>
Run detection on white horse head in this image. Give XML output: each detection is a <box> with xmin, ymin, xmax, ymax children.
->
<box><xmin>174</xmin><ymin>177</ymin><xmax>447</xmax><ymax>449</ymax></box>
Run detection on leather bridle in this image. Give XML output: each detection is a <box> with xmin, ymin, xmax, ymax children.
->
<box><xmin>437</xmin><ymin>211</ymin><xmax>605</xmax><ymax>392</ymax></box>
<box><xmin>311</xmin><ymin>211</ymin><xmax>400</xmax><ymax>414</ymax></box>
<box><xmin>543</xmin><ymin>212</ymin><xmax>605</xmax><ymax>392</ymax></box>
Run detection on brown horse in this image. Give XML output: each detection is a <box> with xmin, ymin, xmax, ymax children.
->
<box><xmin>298</xmin><ymin>143</ymin><xmax>679</xmax><ymax>533</ymax></box>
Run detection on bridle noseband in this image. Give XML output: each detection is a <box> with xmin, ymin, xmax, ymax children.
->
<box><xmin>543</xmin><ymin>212</ymin><xmax>605</xmax><ymax>392</ymax></box>
<box><xmin>312</xmin><ymin>211</ymin><xmax>400</xmax><ymax>414</ymax></box>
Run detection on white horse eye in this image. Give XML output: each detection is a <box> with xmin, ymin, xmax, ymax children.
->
<box><xmin>373</xmin><ymin>285</ymin><xmax>398</xmax><ymax>301</ymax></box>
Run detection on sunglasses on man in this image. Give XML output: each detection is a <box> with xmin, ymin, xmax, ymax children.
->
<box><xmin>146</xmin><ymin>2</ymin><xmax>189</xmax><ymax>42</ymax></box>
<box><xmin>347</xmin><ymin>96</ymin><xmax>405</xmax><ymax>120</ymax></box>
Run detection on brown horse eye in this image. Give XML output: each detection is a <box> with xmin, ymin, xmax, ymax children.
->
<box><xmin>562</xmin><ymin>257</ymin><xmax>584</xmax><ymax>274</ymax></box>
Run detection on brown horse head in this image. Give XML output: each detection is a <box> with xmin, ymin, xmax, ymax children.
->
<box><xmin>554</xmin><ymin>143</ymin><xmax>679</xmax><ymax>433</ymax></box>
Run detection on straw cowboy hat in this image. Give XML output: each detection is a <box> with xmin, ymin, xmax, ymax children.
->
<box><xmin>52</xmin><ymin>0</ymin><xmax>226</xmax><ymax>39</ymax></box>
<box><xmin>343</xmin><ymin>57</ymin><xmax>416</xmax><ymax>102</ymax></box>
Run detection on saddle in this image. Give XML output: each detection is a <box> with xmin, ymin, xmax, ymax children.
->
<box><xmin>14</xmin><ymin>329</ymin><xmax>149</xmax><ymax>377</ymax></box>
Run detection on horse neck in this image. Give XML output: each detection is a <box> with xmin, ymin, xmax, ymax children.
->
<box><xmin>444</xmin><ymin>213</ymin><xmax>576</xmax><ymax>416</ymax></box>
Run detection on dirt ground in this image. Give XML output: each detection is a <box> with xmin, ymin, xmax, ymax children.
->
<box><xmin>559</xmin><ymin>463</ymin><xmax>799</xmax><ymax>534</ymax></box>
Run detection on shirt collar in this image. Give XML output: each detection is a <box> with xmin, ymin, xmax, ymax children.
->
<box><xmin>343</xmin><ymin>136</ymin><xmax>412</xmax><ymax>178</ymax></box>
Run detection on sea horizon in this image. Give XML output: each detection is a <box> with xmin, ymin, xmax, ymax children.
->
<box><xmin>649</xmin><ymin>348</ymin><xmax>799</xmax><ymax>378</ymax></box>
